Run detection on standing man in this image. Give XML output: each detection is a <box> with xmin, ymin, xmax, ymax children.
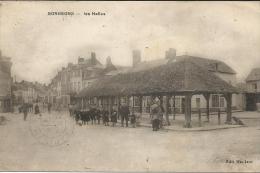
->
<box><xmin>47</xmin><ymin>102</ymin><xmax>52</xmax><ymax>114</ymax></box>
<box><xmin>150</xmin><ymin>99</ymin><xmax>162</xmax><ymax>131</ymax></box>
<box><xmin>119</xmin><ymin>102</ymin><xmax>130</xmax><ymax>127</ymax></box>
<box><xmin>22</xmin><ymin>103</ymin><xmax>28</xmax><ymax>121</ymax></box>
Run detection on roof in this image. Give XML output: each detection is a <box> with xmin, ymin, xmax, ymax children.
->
<box><xmin>82</xmin><ymin>67</ymin><xmax>104</xmax><ymax>80</ymax></box>
<box><xmin>123</xmin><ymin>55</ymin><xmax>236</xmax><ymax>74</ymax></box>
<box><xmin>129</xmin><ymin>58</ymin><xmax>169</xmax><ymax>72</ymax></box>
<box><xmin>78</xmin><ymin>58</ymin><xmax>237</xmax><ymax>97</ymax></box>
<box><xmin>174</xmin><ymin>55</ymin><xmax>236</xmax><ymax>74</ymax></box>
<box><xmin>246</xmin><ymin>68</ymin><xmax>260</xmax><ymax>82</ymax></box>
<box><xmin>105</xmin><ymin>65</ymin><xmax>131</xmax><ymax>76</ymax></box>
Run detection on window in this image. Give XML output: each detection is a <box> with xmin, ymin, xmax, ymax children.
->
<box><xmin>133</xmin><ymin>96</ymin><xmax>141</xmax><ymax>107</ymax></box>
<box><xmin>253</xmin><ymin>83</ymin><xmax>257</xmax><ymax>91</ymax></box>
<box><xmin>220</xmin><ymin>97</ymin><xmax>225</xmax><ymax>107</ymax></box>
<box><xmin>212</xmin><ymin>95</ymin><xmax>219</xmax><ymax>107</ymax></box>
<box><xmin>175</xmin><ymin>97</ymin><xmax>181</xmax><ymax>108</ymax></box>
<box><xmin>196</xmin><ymin>98</ymin><xmax>200</xmax><ymax>108</ymax></box>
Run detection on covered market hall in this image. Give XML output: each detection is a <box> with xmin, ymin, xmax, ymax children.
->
<box><xmin>77</xmin><ymin>57</ymin><xmax>238</xmax><ymax>128</ymax></box>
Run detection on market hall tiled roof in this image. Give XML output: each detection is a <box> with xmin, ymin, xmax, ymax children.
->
<box><xmin>78</xmin><ymin>56</ymin><xmax>238</xmax><ymax>97</ymax></box>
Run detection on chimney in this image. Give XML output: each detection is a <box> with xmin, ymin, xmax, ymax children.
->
<box><xmin>78</xmin><ymin>56</ymin><xmax>84</xmax><ymax>64</ymax></box>
<box><xmin>90</xmin><ymin>52</ymin><xmax>97</xmax><ymax>65</ymax></box>
<box><xmin>132</xmin><ymin>49</ymin><xmax>141</xmax><ymax>67</ymax></box>
<box><xmin>105</xmin><ymin>56</ymin><xmax>116</xmax><ymax>72</ymax></box>
<box><xmin>91</xmin><ymin>52</ymin><xmax>96</xmax><ymax>59</ymax></box>
<box><xmin>165</xmin><ymin>48</ymin><xmax>176</xmax><ymax>59</ymax></box>
<box><xmin>106</xmin><ymin>56</ymin><xmax>113</xmax><ymax>67</ymax></box>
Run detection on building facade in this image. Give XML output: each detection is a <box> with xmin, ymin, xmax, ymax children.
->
<box><xmin>245</xmin><ymin>68</ymin><xmax>260</xmax><ymax>111</ymax></box>
<box><xmin>0</xmin><ymin>51</ymin><xmax>12</xmax><ymax>112</ymax></box>
<box><xmin>48</xmin><ymin>52</ymin><xmax>119</xmax><ymax>109</ymax></box>
<box><xmin>12</xmin><ymin>81</ymin><xmax>48</xmax><ymax>106</ymax></box>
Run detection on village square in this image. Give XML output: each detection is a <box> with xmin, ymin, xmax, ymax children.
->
<box><xmin>0</xmin><ymin>1</ymin><xmax>260</xmax><ymax>172</ymax></box>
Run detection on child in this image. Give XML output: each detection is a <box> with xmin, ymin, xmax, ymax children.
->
<box><xmin>103</xmin><ymin>110</ymin><xmax>109</xmax><ymax>126</ymax></box>
<box><xmin>111</xmin><ymin>110</ymin><xmax>117</xmax><ymax>127</ymax></box>
<box><xmin>130</xmin><ymin>113</ymin><xmax>136</xmax><ymax>128</ymax></box>
<box><xmin>95</xmin><ymin>108</ymin><xmax>101</xmax><ymax>125</ymax></box>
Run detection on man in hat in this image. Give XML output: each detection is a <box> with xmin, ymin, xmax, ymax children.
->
<box><xmin>150</xmin><ymin>98</ymin><xmax>162</xmax><ymax>131</ymax></box>
<box><xmin>119</xmin><ymin>102</ymin><xmax>130</xmax><ymax>127</ymax></box>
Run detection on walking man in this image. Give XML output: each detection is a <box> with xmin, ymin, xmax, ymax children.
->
<box><xmin>119</xmin><ymin>102</ymin><xmax>130</xmax><ymax>127</ymax></box>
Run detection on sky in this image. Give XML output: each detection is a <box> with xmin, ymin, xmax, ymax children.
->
<box><xmin>0</xmin><ymin>1</ymin><xmax>260</xmax><ymax>84</ymax></box>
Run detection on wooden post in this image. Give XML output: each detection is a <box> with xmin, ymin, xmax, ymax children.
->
<box><xmin>198</xmin><ymin>108</ymin><xmax>201</xmax><ymax>127</ymax></box>
<box><xmin>81</xmin><ymin>98</ymin><xmax>83</xmax><ymax>109</ymax></box>
<box><xmin>117</xmin><ymin>96</ymin><xmax>120</xmax><ymax>120</ymax></box>
<box><xmin>96</xmin><ymin>97</ymin><xmax>99</xmax><ymax>107</ymax></box>
<box><xmin>225</xmin><ymin>93</ymin><xmax>232</xmax><ymax>124</ymax></box>
<box><xmin>100</xmin><ymin>97</ymin><xmax>103</xmax><ymax>108</ymax></box>
<box><xmin>108</xmin><ymin>97</ymin><xmax>112</xmax><ymax>117</ymax></box>
<box><xmin>184</xmin><ymin>94</ymin><xmax>192</xmax><ymax>128</ymax></box>
<box><xmin>165</xmin><ymin>95</ymin><xmax>170</xmax><ymax>125</ymax></box>
<box><xmin>131</xmin><ymin>96</ymin><xmax>134</xmax><ymax>114</ymax></box>
<box><xmin>139</xmin><ymin>96</ymin><xmax>143</xmax><ymax>114</ymax></box>
<box><xmin>203</xmin><ymin>93</ymin><xmax>210</xmax><ymax>122</ymax></box>
<box><xmin>173</xmin><ymin>95</ymin><xmax>176</xmax><ymax>120</ymax></box>
<box><xmin>218</xmin><ymin>108</ymin><xmax>221</xmax><ymax>125</ymax></box>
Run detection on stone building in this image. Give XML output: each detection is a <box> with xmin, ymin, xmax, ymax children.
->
<box><xmin>0</xmin><ymin>51</ymin><xmax>12</xmax><ymax>112</ymax></box>
<box><xmin>12</xmin><ymin>80</ymin><xmax>48</xmax><ymax>106</ymax></box>
<box><xmin>48</xmin><ymin>52</ymin><xmax>119</xmax><ymax>108</ymax></box>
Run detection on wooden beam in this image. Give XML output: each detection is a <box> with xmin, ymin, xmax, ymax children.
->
<box><xmin>108</xmin><ymin>97</ymin><xmax>112</xmax><ymax>116</ymax></box>
<box><xmin>81</xmin><ymin>98</ymin><xmax>83</xmax><ymax>109</ymax></box>
<box><xmin>165</xmin><ymin>95</ymin><xmax>170</xmax><ymax>125</ymax></box>
<box><xmin>184</xmin><ymin>94</ymin><xmax>192</xmax><ymax>128</ymax></box>
<box><xmin>198</xmin><ymin>108</ymin><xmax>202</xmax><ymax>127</ymax></box>
<box><xmin>139</xmin><ymin>96</ymin><xmax>143</xmax><ymax>114</ymax></box>
<box><xmin>117</xmin><ymin>96</ymin><xmax>120</xmax><ymax>120</ymax></box>
<box><xmin>203</xmin><ymin>93</ymin><xmax>210</xmax><ymax>122</ymax></box>
<box><xmin>224</xmin><ymin>93</ymin><xmax>232</xmax><ymax>124</ymax></box>
<box><xmin>173</xmin><ymin>95</ymin><xmax>176</xmax><ymax>120</ymax></box>
<box><xmin>131</xmin><ymin>96</ymin><xmax>134</xmax><ymax>114</ymax></box>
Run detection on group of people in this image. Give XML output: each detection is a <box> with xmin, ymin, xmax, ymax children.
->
<box><xmin>70</xmin><ymin>99</ymin><xmax>164</xmax><ymax>131</ymax></box>
<box><xmin>70</xmin><ymin>103</ymin><xmax>137</xmax><ymax>128</ymax></box>
<box><xmin>19</xmin><ymin>99</ymin><xmax>164</xmax><ymax>131</ymax></box>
